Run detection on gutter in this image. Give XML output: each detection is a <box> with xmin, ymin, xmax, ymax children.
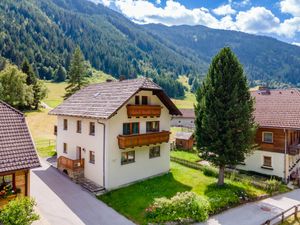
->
<box><xmin>97</xmin><ymin>120</ymin><xmax>106</xmax><ymax>188</ymax></box>
<box><xmin>284</xmin><ymin>128</ymin><xmax>287</xmax><ymax>183</ymax></box>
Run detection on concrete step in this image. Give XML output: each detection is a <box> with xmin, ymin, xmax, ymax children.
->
<box><xmin>77</xmin><ymin>177</ymin><xmax>105</xmax><ymax>194</ymax></box>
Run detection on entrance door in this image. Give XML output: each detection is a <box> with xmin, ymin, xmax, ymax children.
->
<box><xmin>76</xmin><ymin>146</ymin><xmax>82</xmax><ymax>160</ymax></box>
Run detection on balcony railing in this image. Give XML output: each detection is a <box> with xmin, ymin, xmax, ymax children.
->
<box><xmin>118</xmin><ymin>130</ymin><xmax>170</xmax><ymax>149</ymax></box>
<box><xmin>127</xmin><ymin>105</ymin><xmax>162</xmax><ymax>118</ymax></box>
<box><xmin>57</xmin><ymin>156</ymin><xmax>84</xmax><ymax>170</ymax></box>
<box><xmin>288</xmin><ymin>143</ymin><xmax>300</xmax><ymax>155</ymax></box>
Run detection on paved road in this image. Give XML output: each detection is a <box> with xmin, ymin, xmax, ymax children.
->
<box><xmin>197</xmin><ymin>189</ymin><xmax>300</xmax><ymax>225</ymax></box>
<box><xmin>30</xmin><ymin>161</ymin><xmax>135</xmax><ymax>225</ymax></box>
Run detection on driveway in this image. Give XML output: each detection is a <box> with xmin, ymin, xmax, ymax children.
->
<box><xmin>30</xmin><ymin>161</ymin><xmax>135</xmax><ymax>225</ymax></box>
<box><xmin>197</xmin><ymin>189</ymin><xmax>300</xmax><ymax>225</ymax></box>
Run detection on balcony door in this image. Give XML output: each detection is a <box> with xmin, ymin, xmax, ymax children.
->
<box><xmin>76</xmin><ymin>146</ymin><xmax>82</xmax><ymax>160</ymax></box>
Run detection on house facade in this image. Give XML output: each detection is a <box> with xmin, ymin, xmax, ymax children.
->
<box><xmin>171</xmin><ymin>109</ymin><xmax>195</xmax><ymax>128</ymax></box>
<box><xmin>174</xmin><ymin>132</ymin><xmax>194</xmax><ymax>150</ymax></box>
<box><xmin>237</xmin><ymin>88</ymin><xmax>300</xmax><ymax>182</ymax></box>
<box><xmin>0</xmin><ymin>101</ymin><xmax>40</xmax><ymax>208</ymax></box>
<box><xmin>50</xmin><ymin>78</ymin><xmax>181</xmax><ymax>190</ymax></box>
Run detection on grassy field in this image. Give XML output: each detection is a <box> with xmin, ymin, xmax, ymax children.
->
<box><xmin>44</xmin><ymin>82</ymin><xmax>67</xmax><ymax>108</ymax></box>
<box><xmin>172</xmin><ymin>75</ymin><xmax>196</xmax><ymax>109</ymax></box>
<box><xmin>170</xmin><ymin>150</ymin><xmax>200</xmax><ymax>162</ymax></box>
<box><xmin>99</xmin><ymin>162</ymin><xmax>267</xmax><ymax>224</ymax></box>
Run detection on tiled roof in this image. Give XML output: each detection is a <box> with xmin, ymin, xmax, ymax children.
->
<box><xmin>175</xmin><ymin>132</ymin><xmax>193</xmax><ymax>140</ymax></box>
<box><xmin>252</xmin><ymin>89</ymin><xmax>300</xmax><ymax>129</ymax></box>
<box><xmin>178</xmin><ymin>109</ymin><xmax>195</xmax><ymax>118</ymax></box>
<box><xmin>0</xmin><ymin>101</ymin><xmax>40</xmax><ymax>173</ymax></box>
<box><xmin>49</xmin><ymin>77</ymin><xmax>181</xmax><ymax>118</ymax></box>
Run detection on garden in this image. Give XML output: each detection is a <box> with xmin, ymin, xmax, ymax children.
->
<box><xmin>99</xmin><ymin>161</ymin><xmax>288</xmax><ymax>224</ymax></box>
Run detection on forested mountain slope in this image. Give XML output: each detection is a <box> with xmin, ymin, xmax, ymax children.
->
<box><xmin>1</xmin><ymin>0</ymin><xmax>300</xmax><ymax>90</ymax></box>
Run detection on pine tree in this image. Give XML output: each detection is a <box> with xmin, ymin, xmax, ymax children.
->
<box><xmin>64</xmin><ymin>47</ymin><xmax>88</xmax><ymax>99</ymax></box>
<box><xmin>21</xmin><ymin>59</ymin><xmax>37</xmax><ymax>85</ymax></box>
<box><xmin>195</xmin><ymin>47</ymin><xmax>256</xmax><ymax>186</ymax></box>
<box><xmin>54</xmin><ymin>66</ymin><xmax>66</xmax><ymax>82</ymax></box>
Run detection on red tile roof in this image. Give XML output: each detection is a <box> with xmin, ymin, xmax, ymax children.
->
<box><xmin>252</xmin><ymin>89</ymin><xmax>300</xmax><ymax>129</ymax></box>
<box><xmin>178</xmin><ymin>109</ymin><xmax>195</xmax><ymax>118</ymax></box>
<box><xmin>49</xmin><ymin>77</ymin><xmax>181</xmax><ymax>118</ymax></box>
<box><xmin>0</xmin><ymin>101</ymin><xmax>40</xmax><ymax>173</ymax></box>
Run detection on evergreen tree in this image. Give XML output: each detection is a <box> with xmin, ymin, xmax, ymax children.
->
<box><xmin>64</xmin><ymin>47</ymin><xmax>88</xmax><ymax>99</ymax></box>
<box><xmin>21</xmin><ymin>59</ymin><xmax>37</xmax><ymax>85</ymax></box>
<box><xmin>54</xmin><ymin>66</ymin><xmax>67</xmax><ymax>82</ymax></box>
<box><xmin>195</xmin><ymin>47</ymin><xmax>256</xmax><ymax>186</ymax></box>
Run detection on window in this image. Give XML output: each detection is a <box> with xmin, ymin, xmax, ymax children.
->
<box><xmin>149</xmin><ymin>146</ymin><xmax>160</xmax><ymax>158</ymax></box>
<box><xmin>0</xmin><ymin>175</ymin><xmax>13</xmax><ymax>187</ymax></box>
<box><xmin>63</xmin><ymin>143</ymin><xmax>67</xmax><ymax>153</ymax></box>
<box><xmin>121</xmin><ymin>151</ymin><xmax>135</xmax><ymax>165</ymax></box>
<box><xmin>63</xmin><ymin>119</ymin><xmax>68</xmax><ymax>130</ymax></box>
<box><xmin>142</xmin><ymin>96</ymin><xmax>148</xmax><ymax>105</ymax></box>
<box><xmin>89</xmin><ymin>122</ymin><xmax>95</xmax><ymax>136</ymax></box>
<box><xmin>135</xmin><ymin>96</ymin><xmax>140</xmax><ymax>105</ymax></box>
<box><xmin>123</xmin><ymin>122</ymin><xmax>139</xmax><ymax>135</ymax></box>
<box><xmin>263</xmin><ymin>156</ymin><xmax>272</xmax><ymax>167</ymax></box>
<box><xmin>146</xmin><ymin>121</ymin><xmax>159</xmax><ymax>132</ymax></box>
<box><xmin>89</xmin><ymin>151</ymin><xmax>95</xmax><ymax>164</ymax></box>
<box><xmin>262</xmin><ymin>132</ymin><xmax>273</xmax><ymax>143</ymax></box>
<box><xmin>77</xmin><ymin>120</ymin><xmax>82</xmax><ymax>133</ymax></box>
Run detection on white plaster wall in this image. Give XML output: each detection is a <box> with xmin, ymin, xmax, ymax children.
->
<box><xmin>56</xmin><ymin>116</ymin><xmax>106</xmax><ymax>186</ymax></box>
<box><xmin>105</xmin><ymin>90</ymin><xmax>171</xmax><ymax>189</ymax></box>
<box><xmin>237</xmin><ymin>150</ymin><xmax>285</xmax><ymax>178</ymax></box>
<box><xmin>171</xmin><ymin>117</ymin><xmax>195</xmax><ymax>128</ymax></box>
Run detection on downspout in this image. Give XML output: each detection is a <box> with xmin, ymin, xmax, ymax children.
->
<box><xmin>284</xmin><ymin>128</ymin><xmax>287</xmax><ymax>183</ymax></box>
<box><xmin>97</xmin><ymin>120</ymin><xmax>106</xmax><ymax>188</ymax></box>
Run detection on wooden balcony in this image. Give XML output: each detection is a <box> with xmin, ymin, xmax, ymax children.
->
<box><xmin>127</xmin><ymin>104</ymin><xmax>162</xmax><ymax>118</ymax></box>
<box><xmin>57</xmin><ymin>156</ymin><xmax>84</xmax><ymax>170</ymax></box>
<box><xmin>118</xmin><ymin>130</ymin><xmax>171</xmax><ymax>149</ymax></box>
<box><xmin>288</xmin><ymin>143</ymin><xmax>300</xmax><ymax>155</ymax></box>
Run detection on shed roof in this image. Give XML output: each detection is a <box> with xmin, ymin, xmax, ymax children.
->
<box><xmin>174</xmin><ymin>132</ymin><xmax>193</xmax><ymax>140</ymax></box>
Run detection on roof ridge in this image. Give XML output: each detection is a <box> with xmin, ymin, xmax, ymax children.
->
<box><xmin>0</xmin><ymin>100</ymin><xmax>24</xmax><ymax>117</ymax></box>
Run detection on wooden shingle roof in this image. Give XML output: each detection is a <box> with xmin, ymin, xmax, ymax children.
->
<box><xmin>0</xmin><ymin>101</ymin><xmax>40</xmax><ymax>173</ymax></box>
<box><xmin>252</xmin><ymin>89</ymin><xmax>300</xmax><ymax>129</ymax></box>
<box><xmin>49</xmin><ymin>77</ymin><xmax>181</xmax><ymax>118</ymax></box>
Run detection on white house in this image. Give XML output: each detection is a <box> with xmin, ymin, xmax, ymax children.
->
<box><xmin>237</xmin><ymin>88</ymin><xmax>300</xmax><ymax>182</ymax></box>
<box><xmin>171</xmin><ymin>108</ymin><xmax>195</xmax><ymax>128</ymax></box>
<box><xmin>49</xmin><ymin>78</ymin><xmax>181</xmax><ymax>190</ymax></box>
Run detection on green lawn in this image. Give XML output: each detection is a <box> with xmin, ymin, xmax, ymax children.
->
<box><xmin>171</xmin><ymin>150</ymin><xmax>200</xmax><ymax>162</ymax></box>
<box><xmin>172</xmin><ymin>75</ymin><xmax>196</xmax><ymax>109</ymax></box>
<box><xmin>44</xmin><ymin>82</ymin><xmax>67</xmax><ymax>108</ymax></box>
<box><xmin>99</xmin><ymin>162</ymin><xmax>267</xmax><ymax>224</ymax></box>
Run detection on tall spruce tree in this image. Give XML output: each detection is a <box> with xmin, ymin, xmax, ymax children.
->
<box><xmin>195</xmin><ymin>47</ymin><xmax>256</xmax><ymax>186</ymax></box>
<box><xmin>64</xmin><ymin>47</ymin><xmax>88</xmax><ymax>99</ymax></box>
<box><xmin>21</xmin><ymin>59</ymin><xmax>37</xmax><ymax>85</ymax></box>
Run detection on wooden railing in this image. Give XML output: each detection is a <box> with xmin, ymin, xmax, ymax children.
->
<box><xmin>57</xmin><ymin>156</ymin><xmax>84</xmax><ymax>170</ymax></box>
<box><xmin>288</xmin><ymin>143</ymin><xmax>300</xmax><ymax>155</ymax></box>
<box><xmin>118</xmin><ymin>130</ymin><xmax>170</xmax><ymax>149</ymax></box>
<box><xmin>126</xmin><ymin>104</ymin><xmax>162</xmax><ymax>118</ymax></box>
<box><xmin>261</xmin><ymin>204</ymin><xmax>300</xmax><ymax>225</ymax></box>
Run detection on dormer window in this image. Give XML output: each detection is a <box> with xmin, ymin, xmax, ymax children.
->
<box><xmin>262</xmin><ymin>132</ymin><xmax>273</xmax><ymax>143</ymax></box>
<box><xmin>142</xmin><ymin>96</ymin><xmax>148</xmax><ymax>105</ymax></box>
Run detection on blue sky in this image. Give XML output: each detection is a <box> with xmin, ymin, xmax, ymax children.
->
<box><xmin>90</xmin><ymin>0</ymin><xmax>300</xmax><ymax>45</ymax></box>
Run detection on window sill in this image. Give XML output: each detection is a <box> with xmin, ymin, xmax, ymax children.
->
<box><xmin>121</xmin><ymin>161</ymin><xmax>135</xmax><ymax>165</ymax></box>
<box><xmin>261</xmin><ymin>166</ymin><xmax>273</xmax><ymax>170</ymax></box>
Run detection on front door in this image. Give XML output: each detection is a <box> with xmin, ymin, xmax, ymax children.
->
<box><xmin>76</xmin><ymin>146</ymin><xmax>82</xmax><ymax>160</ymax></box>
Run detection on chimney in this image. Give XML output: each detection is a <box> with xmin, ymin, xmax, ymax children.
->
<box><xmin>119</xmin><ymin>75</ymin><xmax>126</xmax><ymax>81</ymax></box>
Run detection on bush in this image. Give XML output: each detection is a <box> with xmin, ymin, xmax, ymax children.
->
<box><xmin>145</xmin><ymin>192</ymin><xmax>210</xmax><ymax>223</ymax></box>
<box><xmin>0</xmin><ymin>197</ymin><xmax>39</xmax><ymax>225</ymax></box>
<box><xmin>265</xmin><ymin>178</ymin><xmax>281</xmax><ymax>195</ymax></box>
<box><xmin>202</xmin><ymin>166</ymin><xmax>218</xmax><ymax>178</ymax></box>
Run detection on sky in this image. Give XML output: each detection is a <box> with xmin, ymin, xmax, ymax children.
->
<box><xmin>89</xmin><ymin>0</ymin><xmax>300</xmax><ymax>46</ymax></box>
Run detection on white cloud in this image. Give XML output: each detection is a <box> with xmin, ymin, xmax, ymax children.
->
<box><xmin>213</xmin><ymin>4</ymin><xmax>236</xmax><ymax>16</ymax></box>
<box><xmin>156</xmin><ymin>0</ymin><xmax>161</xmax><ymax>4</ymax></box>
<box><xmin>280</xmin><ymin>0</ymin><xmax>300</xmax><ymax>16</ymax></box>
<box><xmin>292</xmin><ymin>42</ymin><xmax>300</xmax><ymax>46</ymax></box>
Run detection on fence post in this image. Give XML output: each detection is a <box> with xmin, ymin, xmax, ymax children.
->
<box><xmin>281</xmin><ymin>212</ymin><xmax>285</xmax><ymax>223</ymax></box>
<box><xmin>295</xmin><ymin>206</ymin><xmax>298</xmax><ymax>220</ymax></box>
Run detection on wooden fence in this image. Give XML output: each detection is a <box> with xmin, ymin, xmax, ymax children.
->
<box><xmin>261</xmin><ymin>204</ymin><xmax>300</xmax><ymax>225</ymax></box>
<box><xmin>35</xmin><ymin>139</ymin><xmax>56</xmax><ymax>148</ymax></box>
<box><xmin>170</xmin><ymin>156</ymin><xmax>203</xmax><ymax>170</ymax></box>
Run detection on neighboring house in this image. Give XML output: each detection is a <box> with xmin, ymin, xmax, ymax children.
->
<box><xmin>174</xmin><ymin>132</ymin><xmax>194</xmax><ymax>150</ymax></box>
<box><xmin>237</xmin><ymin>88</ymin><xmax>300</xmax><ymax>182</ymax></box>
<box><xmin>0</xmin><ymin>101</ymin><xmax>40</xmax><ymax>207</ymax></box>
<box><xmin>171</xmin><ymin>108</ymin><xmax>195</xmax><ymax>128</ymax></box>
<box><xmin>49</xmin><ymin>78</ymin><xmax>181</xmax><ymax>190</ymax></box>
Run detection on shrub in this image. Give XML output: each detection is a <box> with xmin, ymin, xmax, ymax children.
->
<box><xmin>206</xmin><ymin>189</ymin><xmax>240</xmax><ymax>214</ymax></box>
<box><xmin>265</xmin><ymin>178</ymin><xmax>281</xmax><ymax>195</ymax></box>
<box><xmin>202</xmin><ymin>166</ymin><xmax>218</xmax><ymax>178</ymax></box>
<box><xmin>145</xmin><ymin>192</ymin><xmax>210</xmax><ymax>223</ymax></box>
<box><xmin>0</xmin><ymin>197</ymin><xmax>39</xmax><ymax>225</ymax></box>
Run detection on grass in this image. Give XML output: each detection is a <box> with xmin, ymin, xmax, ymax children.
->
<box><xmin>281</xmin><ymin>214</ymin><xmax>300</xmax><ymax>225</ymax></box>
<box><xmin>172</xmin><ymin>75</ymin><xmax>196</xmax><ymax>109</ymax></box>
<box><xmin>44</xmin><ymin>82</ymin><xmax>67</xmax><ymax>108</ymax></box>
<box><xmin>170</xmin><ymin>150</ymin><xmax>200</xmax><ymax>162</ymax></box>
<box><xmin>99</xmin><ymin>162</ymin><xmax>267</xmax><ymax>224</ymax></box>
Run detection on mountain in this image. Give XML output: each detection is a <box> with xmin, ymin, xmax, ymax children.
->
<box><xmin>1</xmin><ymin>0</ymin><xmax>300</xmax><ymax>91</ymax></box>
<box><xmin>143</xmin><ymin>24</ymin><xmax>300</xmax><ymax>86</ymax></box>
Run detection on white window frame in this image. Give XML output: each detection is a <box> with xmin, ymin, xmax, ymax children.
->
<box><xmin>262</xmin><ymin>132</ymin><xmax>273</xmax><ymax>143</ymax></box>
